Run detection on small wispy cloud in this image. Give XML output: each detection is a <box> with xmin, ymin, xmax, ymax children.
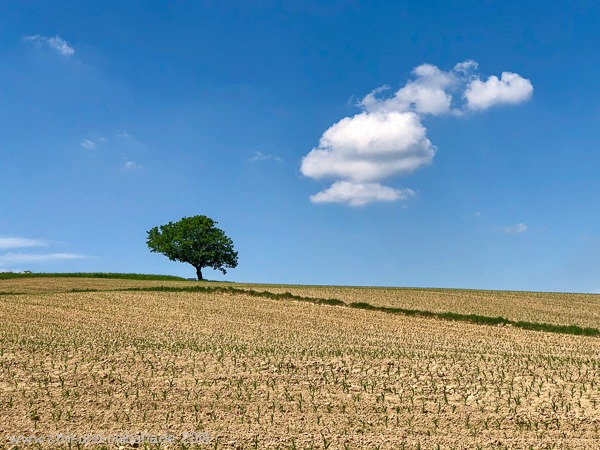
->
<box><xmin>0</xmin><ymin>252</ymin><xmax>87</xmax><ymax>265</ymax></box>
<box><xmin>502</xmin><ymin>223</ymin><xmax>527</xmax><ymax>234</ymax></box>
<box><xmin>116</xmin><ymin>131</ymin><xmax>131</xmax><ymax>139</ymax></box>
<box><xmin>248</xmin><ymin>151</ymin><xmax>282</xmax><ymax>162</ymax></box>
<box><xmin>0</xmin><ymin>236</ymin><xmax>89</xmax><ymax>268</ymax></box>
<box><xmin>0</xmin><ymin>237</ymin><xmax>48</xmax><ymax>250</ymax></box>
<box><xmin>23</xmin><ymin>34</ymin><xmax>74</xmax><ymax>56</ymax></box>
<box><xmin>123</xmin><ymin>160</ymin><xmax>142</xmax><ymax>170</ymax></box>
<box><xmin>81</xmin><ymin>139</ymin><xmax>96</xmax><ymax>149</ymax></box>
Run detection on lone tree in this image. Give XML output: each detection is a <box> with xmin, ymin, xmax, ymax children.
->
<box><xmin>146</xmin><ymin>215</ymin><xmax>238</xmax><ymax>280</ymax></box>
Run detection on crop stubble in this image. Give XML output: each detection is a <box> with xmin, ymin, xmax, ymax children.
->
<box><xmin>0</xmin><ymin>282</ymin><xmax>599</xmax><ymax>449</ymax></box>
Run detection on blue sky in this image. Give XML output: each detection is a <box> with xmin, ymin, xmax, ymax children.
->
<box><xmin>1</xmin><ymin>1</ymin><xmax>599</xmax><ymax>292</ymax></box>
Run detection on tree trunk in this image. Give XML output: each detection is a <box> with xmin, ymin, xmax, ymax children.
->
<box><xmin>195</xmin><ymin>266</ymin><xmax>203</xmax><ymax>281</ymax></box>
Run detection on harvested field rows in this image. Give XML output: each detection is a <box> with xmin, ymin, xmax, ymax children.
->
<box><xmin>1</xmin><ymin>285</ymin><xmax>599</xmax><ymax>449</ymax></box>
<box><xmin>0</xmin><ymin>277</ymin><xmax>194</xmax><ymax>294</ymax></box>
<box><xmin>3</xmin><ymin>277</ymin><xmax>599</xmax><ymax>330</ymax></box>
<box><xmin>225</xmin><ymin>284</ymin><xmax>600</xmax><ymax>330</ymax></box>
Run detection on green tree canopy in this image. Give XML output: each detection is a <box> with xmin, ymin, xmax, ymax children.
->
<box><xmin>146</xmin><ymin>215</ymin><xmax>238</xmax><ymax>280</ymax></box>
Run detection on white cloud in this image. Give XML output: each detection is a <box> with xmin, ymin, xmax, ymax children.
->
<box><xmin>453</xmin><ymin>60</ymin><xmax>479</xmax><ymax>75</ymax></box>
<box><xmin>502</xmin><ymin>223</ymin><xmax>528</xmax><ymax>234</ymax></box>
<box><xmin>358</xmin><ymin>60</ymin><xmax>480</xmax><ymax>117</ymax></box>
<box><xmin>123</xmin><ymin>160</ymin><xmax>142</xmax><ymax>170</ymax></box>
<box><xmin>81</xmin><ymin>139</ymin><xmax>96</xmax><ymax>149</ymax></box>
<box><xmin>116</xmin><ymin>131</ymin><xmax>131</xmax><ymax>138</ymax></box>
<box><xmin>360</xmin><ymin>64</ymin><xmax>458</xmax><ymax>116</ymax></box>
<box><xmin>310</xmin><ymin>181</ymin><xmax>415</xmax><ymax>206</ymax></box>
<box><xmin>0</xmin><ymin>237</ymin><xmax>48</xmax><ymax>250</ymax></box>
<box><xmin>301</xmin><ymin>111</ymin><xmax>435</xmax><ymax>182</ymax></box>
<box><xmin>23</xmin><ymin>34</ymin><xmax>74</xmax><ymax>56</ymax></box>
<box><xmin>301</xmin><ymin>60</ymin><xmax>533</xmax><ymax>205</ymax></box>
<box><xmin>248</xmin><ymin>151</ymin><xmax>282</xmax><ymax>162</ymax></box>
<box><xmin>465</xmin><ymin>72</ymin><xmax>533</xmax><ymax>110</ymax></box>
<box><xmin>0</xmin><ymin>252</ymin><xmax>86</xmax><ymax>265</ymax></box>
